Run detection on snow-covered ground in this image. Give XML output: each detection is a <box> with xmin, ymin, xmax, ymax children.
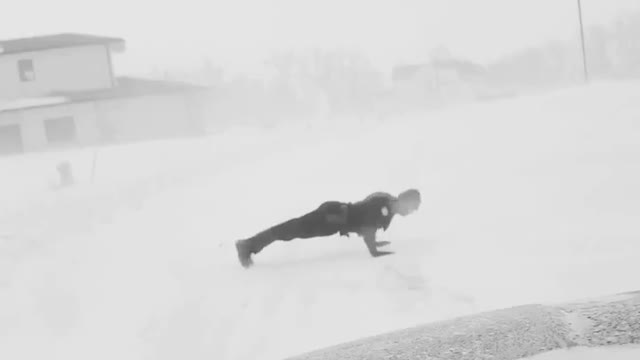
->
<box><xmin>2</xmin><ymin>79</ymin><xmax>640</xmax><ymax>360</ymax></box>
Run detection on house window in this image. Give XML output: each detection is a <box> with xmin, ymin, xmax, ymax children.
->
<box><xmin>0</xmin><ymin>124</ymin><xmax>23</xmax><ymax>155</ymax></box>
<box><xmin>18</xmin><ymin>59</ymin><xmax>35</xmax><ymax>82</ymax></box>
<box><xmin>45</xmin><ymin>117</ymin><xmax>77</xmax><ymax>144</ymax></box>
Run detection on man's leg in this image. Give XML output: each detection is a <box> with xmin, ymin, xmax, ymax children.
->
<box><xmin>245</xmin><ymin>217</ymin><xmax>309</xmax><ymax>253</ymax></box>
<box><xmin>236</xmin><ymin>202</ymin><xmax>347</xmax><ymax>267</ymax></box>
<box><xmin>235</xmin><ymin>217</ymin><xmax>304</xmax><ymax>267</ymax></box>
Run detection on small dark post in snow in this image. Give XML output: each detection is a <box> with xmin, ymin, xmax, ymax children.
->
<box><xmin>577</xmin><ymin>0</ymin><xmax>589</xmax><ymax>83</ymax></box>
<box><xmin>57</xmin><ymin>161</ymin><xmax>75</xmax><ymax>187</ymax></box>
<box><xmin>91</xmin><ymin>148</ymin><xmax>99</xmax><ymax>183</ymax></box>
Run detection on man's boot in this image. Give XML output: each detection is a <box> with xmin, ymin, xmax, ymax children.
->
<box><xmin>235</xmin><ymin>239</ymin><xmax>254</xmax><ymax>268</ymax></box>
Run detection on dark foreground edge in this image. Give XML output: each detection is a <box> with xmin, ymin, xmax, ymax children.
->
<box><xmin>285</xmin><ymin>290</ymin><xmax>640</xmax><ymax>360</ymax></box>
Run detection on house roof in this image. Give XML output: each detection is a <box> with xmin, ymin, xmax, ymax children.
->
<box><xmin>0</xmin><ymin>97</ymin><xmax>68</xmax><ymax>113</ymax></box>
<box><xmin>0</xmin><ymin>33</ymin><xmax>125</xmax><ymax>55</ymax></box>
<box><xmin>52</xmin><ymin>77</ymin><xmax>209</xmax><ymax>101</ymax></box>
<box><xmin>0</xmin><ymin>77</ymin><xmax>209</xmax><ymax>113</ymax></box>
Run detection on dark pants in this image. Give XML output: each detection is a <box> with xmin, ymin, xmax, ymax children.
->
<box><xmin>244</xmin><ymin>201</ymin><xmax>348</xmax><ymax>254</ymax></box>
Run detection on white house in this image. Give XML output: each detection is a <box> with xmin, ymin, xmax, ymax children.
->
<box><xmin>0</xmin><ymin>33</ymin><xmax>209</xmax><ymax>155</ymax></box>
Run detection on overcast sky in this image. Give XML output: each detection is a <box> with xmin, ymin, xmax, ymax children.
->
<box><xmin>2</xmin><ymin>0</ymin><xmax>639</xmax><ymax>76</ymax></box>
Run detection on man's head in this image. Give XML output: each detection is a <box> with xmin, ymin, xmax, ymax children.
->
<box><xmin>393</xmin><ymin>188</ymin><xmax>421</xmax><ymax>216</ymax></box>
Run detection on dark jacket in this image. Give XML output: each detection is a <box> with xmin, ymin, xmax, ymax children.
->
<box><xmin>340</xmin><ymin>192</ymin><xmax>397</xmax><ymax>236</ymax></box>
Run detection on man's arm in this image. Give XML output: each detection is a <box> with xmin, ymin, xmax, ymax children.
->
<box><xmin>361</xmin><ymin>229</ymin><xmax>394</xmax><ymax>257</ymax></box>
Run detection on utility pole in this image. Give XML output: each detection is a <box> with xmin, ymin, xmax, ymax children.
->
<box><xmin>577</xmin><ymin>0</ymin><xmax>589</xmax><ymax>82</ymax></box>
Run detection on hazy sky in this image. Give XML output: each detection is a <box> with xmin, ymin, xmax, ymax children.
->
<box><xmin>2</xmin><ymin>0</ymin><xmax>640</xmax><ymax>76</ymax></box>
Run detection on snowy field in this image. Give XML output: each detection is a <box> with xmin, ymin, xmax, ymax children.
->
<box><xmin>2</xmin><ymin>79</ymin><xmax>640</xmax><ymax>360</ymax></box>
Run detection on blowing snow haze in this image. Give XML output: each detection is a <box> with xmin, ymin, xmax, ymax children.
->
<box><xmin>1</xmin><ymin>0</ymin><xmax>640</xmax><ymax>75</ymax></box>
<box><xmin>3</xmin><ymin>1</ymin><xmax>640</xmax><ymax>360</ymax></box>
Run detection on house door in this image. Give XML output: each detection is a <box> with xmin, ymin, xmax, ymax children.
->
<box><xmin>0</xmin><ymin>124</ymin><xmax>24</xmax><ymax>155</ymax></box>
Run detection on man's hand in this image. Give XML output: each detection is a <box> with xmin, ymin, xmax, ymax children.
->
<box><xmin>371</xmin><ymin>250</ymin><xmax>394</xmax><ymax>257</ymax></box>
<box><xmin>362</xmin><ymin>229</ymin><xmax>394</xmax><ymax>257</ymax></box>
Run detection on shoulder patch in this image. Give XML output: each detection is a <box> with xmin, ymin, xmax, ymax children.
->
<box><xmin>381</xmin><ymin>206</ymin><xmax>389</xmax><ymax>216</ymax></box>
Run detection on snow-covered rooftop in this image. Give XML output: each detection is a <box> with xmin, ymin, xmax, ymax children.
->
<box><xmin>0</xmin><ymin>77</ymin><xmax>208</xmax><ymax>114</ymax></box>
<box><xmin>0</xmin><ymin>96</ymin><xmax>69</xmax><ymax>113</ymax></box>
<box><xmin>0</xmin><ymin>33</ymin><xmax>124</xmax><ymax>56</ymax></box>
